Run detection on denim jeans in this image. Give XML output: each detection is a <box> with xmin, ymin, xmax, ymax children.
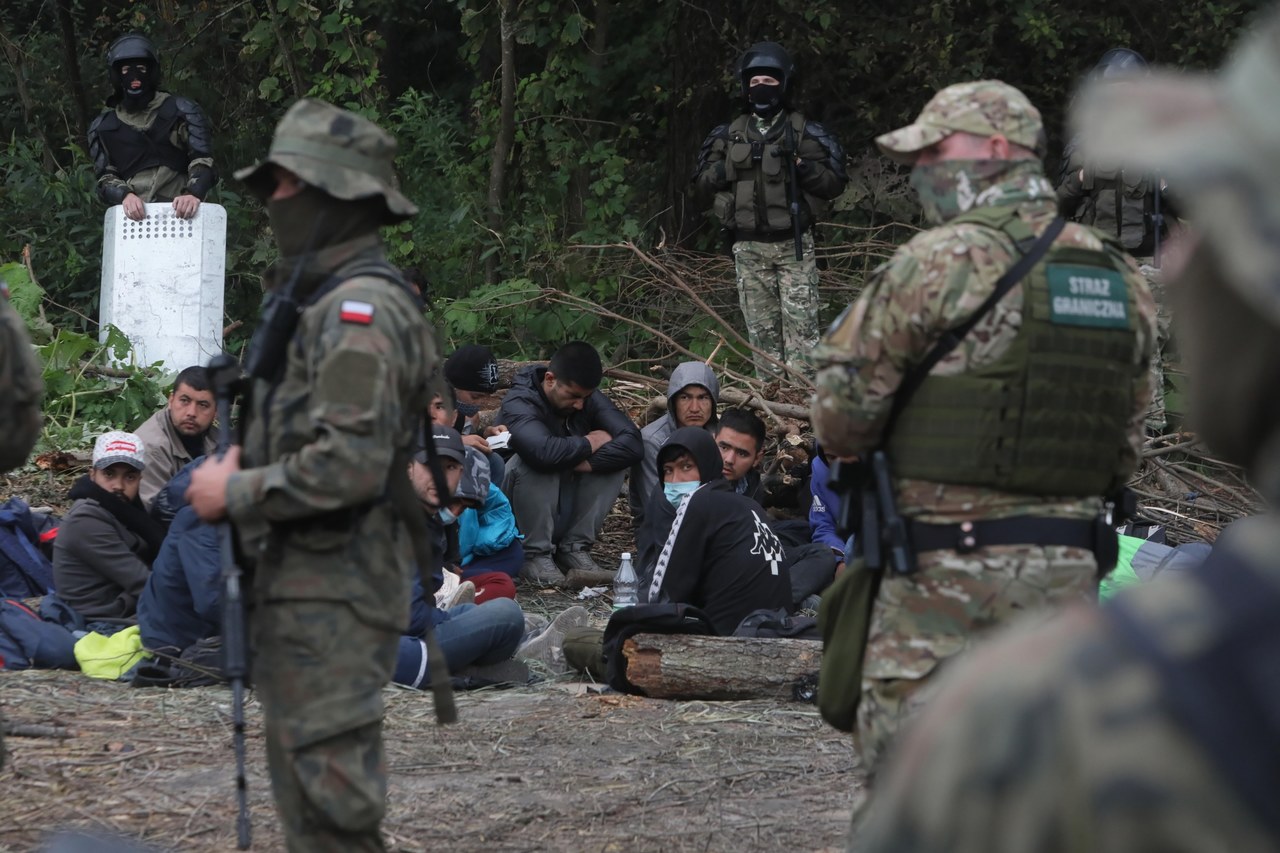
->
<box><xmin>392</xmin><ymin>597</ymin><xmax>524</xmax><ymax>688</ymax></box>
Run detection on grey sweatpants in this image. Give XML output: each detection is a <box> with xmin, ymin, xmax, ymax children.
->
<box><xmin>503</xmin><ymin>455</ymin><xmax>624</xmax><ymax>557</ymax></box>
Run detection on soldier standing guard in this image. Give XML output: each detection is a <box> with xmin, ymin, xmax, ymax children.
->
<box><xmin>692</xmin><ymin>41</ymin><xmax>848</xmax><ymax>379</ymax></box>
<box><xmin>186</xmin><ymin>99</ymin><xmax>437</xmax><ymax>851</ymax></box>
<box><xmin>810</xmin><ymin>81</ymin><xmax>1156</xmax><ymax>771</ymax></box>
<box><xmin>856</xmin><ymin>14</ymin><xmax>1280</xmax><ymax>850</ymax></box>
<box><xmin>87</xmin><ymin>33</ymin><xmax>217</xmax><ymax>222</ymax></box>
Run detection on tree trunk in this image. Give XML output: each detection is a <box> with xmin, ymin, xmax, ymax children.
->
<box><xmin>55</xmin><ymin>0</ymin><xmax>90</xmax><ymax>140</ymax></box>
<box><xmin>486</xmin><ymin>0</ymin><xmax>518</xmax><ymax>286</ymax></box>
<box><xmin>621</xmin><ymin>634</ymin><xmax>821</xmax><ymax>700</ymax></box>
<box><xmin>0</xmin><ymin>24</ymin><xmax>59</xmax><ymax>171</ymax></box>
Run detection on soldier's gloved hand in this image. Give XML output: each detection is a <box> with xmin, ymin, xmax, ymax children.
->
<box><xmin>122</xmin><ymin>192</ymin><xmax>146</xmax><ymax>221</ymax></box>
<box><xmin>173</xmin><ymin>194</ymin><xmax>201</xmax><ymax>219</ymax></box>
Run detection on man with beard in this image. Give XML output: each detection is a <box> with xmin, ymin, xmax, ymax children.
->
<box><xmin>133</xmin><ymin>365</ymin><xmax>217</xmax><ymax>510</ymax></box>
<box><xmin>53</xmin><ymin>431</ymin><xmax>165</xmax><ymax>621</ymax></box>
<box><xmin>87</xmin><ymin>33</ymin><xmax>216</xmax><ymax>221</ymax></box>
<box><xmin>855</xmin><ymin>16</ymin><xmax>1280</xmax><ymax>850</ymax></box>
<box><xmin>185</xmin><ymin>98</ymin><xmax>436</xmax><ymax>851</ymax></box>
<box><xmin>811</xmin><ymin>80</ymin><xmax>1156</xmax><ymax>771</ymax></box>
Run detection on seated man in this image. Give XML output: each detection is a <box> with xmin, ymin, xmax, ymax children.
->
<box><xmin>53</xmin><ymin>431</ymin><xmax>166</xmax><ymax>621</ymax></box>
<box><xmin>639</xmin><ymin>427</ymin><xmax>793</xmax><ymax>634</ymax></box>
<box><xmin>715</xmin><ymin>407</ymin><xmax>766</xmax><ymax>502</ymax></box>
<box><xmin>713</xmin><ymin>407</ymin><xmax>836</xmax><ymax>606</ymax></box>
<box><xmin>137</xmin><ymin>460</ymin><xmax>220</xmax><ymax>655</ymax></box>
<box><xmin>498</xmin><ymin>341</ymin><xmax>642</xmax><ymax>587</ymax></box>
<box><xmin>629</xmin><ymin>361</ymin><xmax>721</xmax><ymax>528</ymax></box>
<box><xmin>133</xmin><ymin>365</ymin><xmax>216</xmax><ymax>510</ymax></box>
<box><xmin>392</xmin><ymin>426</ymin><xmax>528</xmax><ymax>689</ymax></box>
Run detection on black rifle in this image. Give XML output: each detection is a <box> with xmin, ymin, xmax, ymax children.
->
<box><xmin>870</xmin><ymin>450</ymin><xmax>915</xmax><ymax>575</ymax></box>
<box><xmin>829</xmin><ymin>454</ymin><xmax>914</xmax><ymax>575</ymax></box>
<box><xmin>208</xmin><ymin>353</ymin><xmax>251</xmax><ymax>850</ymax></box>
<box><xmin>783</xmin><ymin>118</ymin><xmax>804</xmax><ymax>262</ymax></box>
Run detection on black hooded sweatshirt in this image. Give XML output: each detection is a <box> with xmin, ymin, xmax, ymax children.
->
<box><xmin>637</xmin><ymin>427</ymin><xmax>792</xmax><ymax>635</ymax></box>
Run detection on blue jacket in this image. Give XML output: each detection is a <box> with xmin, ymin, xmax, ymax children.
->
<box><xmin>809</xmin><ymin>454</ymin><xmax>847</xmax><ymax>557</ymax></box>
<box><xmin>458</xmin><ymin>484</ymin><xmax>520</xmax><ymax>565</ymax></box>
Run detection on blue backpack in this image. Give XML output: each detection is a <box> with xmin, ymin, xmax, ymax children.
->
<box><xmin>0</xmin><ymin>598</ymin><xmax>77</xmax><ymax>670</ymax></box>
<box><xmin>0</xmin><ymin>498</ymin><xmax>56</xmax><ymax>598</ymax></box>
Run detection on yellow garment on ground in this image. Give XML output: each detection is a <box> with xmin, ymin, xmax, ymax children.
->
<box><xmin>75</xmin><ymin>626</ymin><xmax>146</xmax><ymax>679</ymax></box>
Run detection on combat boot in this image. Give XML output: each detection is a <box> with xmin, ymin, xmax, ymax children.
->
<box><xmin>520</xmin><ymin>555</ymin><xmax>566</xmax><ymax>587</ymax></box>
<box><xmin>555</xmin><ymin>549</ymin><xmax>616</xmax><ymax>589</ymax></box>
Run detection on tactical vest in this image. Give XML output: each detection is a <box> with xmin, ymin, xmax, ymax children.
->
<box><xmin>888</xmin><ymin>206</ymin><xmax>1139</xmax><ymax>496</ymax></box>
<box><xmin>95</xmin><ymin>96</ymin><xmax>190</xmax><ymax>181</ymax></box>
<box><xmin>719</xmin><ymin>112</ymin><xmax>814</xmax><ymax>238</ymax></box>
<box><xmin>1081</xmin><ymin>167</ymin><xmax>1154</xmax><ymax>253</ymax></box>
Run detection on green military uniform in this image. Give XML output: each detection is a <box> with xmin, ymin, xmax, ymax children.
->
<box><xmin>693</xmin><ymin>42</ymin><xmax>848</xmax><ymax>379</ymax></box>
<box><xmin>811</xmin><ymin>81</ymin><xmax>1155</xmax><ymax>771</ymax></box>
<box><xmin>856</xmin><ymin>20</ymin><xmax>1280</xmax><ymax>850</ymax></box>
<box><xmin>227</xmin><ymin>99</ymin><xmax>435</xmax><ymax>852</ymax></box>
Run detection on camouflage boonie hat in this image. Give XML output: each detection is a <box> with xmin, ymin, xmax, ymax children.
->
<box><xmin>877</xmin><ymin>80</ymin><xmax>1044</xmax><ymax>164</ymax></box>
<box><xmin>1072</xmin><ymin>9</ymin><xmax>1280</xmax><ymax>328</ymax></box>
<box><xmin>235</xmin><ymin>98</ymin><xmax>417</xmax><ymax>223</ymax></box>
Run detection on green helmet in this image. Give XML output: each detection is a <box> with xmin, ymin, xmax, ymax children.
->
<box><xmin>235</xmin><ymin>98</ymin><xmax>417</xmax><ymax>224</ymax></box>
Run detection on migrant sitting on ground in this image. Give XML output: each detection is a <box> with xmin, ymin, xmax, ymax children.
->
<box><xmin>497</xmin><ymin>341</ymin><xmax>643</xmax><ymax>589</ymax></box>
<box><xmin>393</xmin><ymin>426</ymin><xmax>529</xmax><ymax>689</ymax></box>
<box><xmin>430</xmin><ymin>380</ymin><xmax>508</xmax><ymax>514</ymax></box>
<box><xmin>629</xmin><ymin>360</ymin><xmax>721</xmax><ymax>529</ymax></box>
<box><xmin>53</xmin><ymin>431</ymin><xmax>166</xmax><ymax>622</ymax></box>
<box><xmin>132</xmin><ymin>365</ymin><xmax>217</xmax><ymax>510</ymax></box>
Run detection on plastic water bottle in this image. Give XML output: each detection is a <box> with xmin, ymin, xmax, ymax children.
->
<box><xmin>612</xmin><ymin>552</ymin><xmax>638</xmax><ymax>611</ymax></box>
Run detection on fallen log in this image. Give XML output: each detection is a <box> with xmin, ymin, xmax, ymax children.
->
<box><xmin>622</xmin><ymin>633</ymin><xmax>821</xmax><ymax>701</ymax></box>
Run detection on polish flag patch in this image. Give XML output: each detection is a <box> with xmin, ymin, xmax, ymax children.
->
<box><xmin>339</xmin><ymin>300</ymin><xmax>375</xmax><ymax>325</ymax></box>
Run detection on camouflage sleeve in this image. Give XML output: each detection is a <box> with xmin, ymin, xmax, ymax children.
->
<box><xmin>0</xmin><ymin>292</ymin><xmax>44</xmax><ymax>472</ymax></box>
<box><xmin>811</xmin><ymin>229</ymin><xmax>988</xmax><ymax>458</ymax></box>
<box><xmin>225</xmin><ymin>282</ymin><xmax>427</xmax><ymax>535</ymax></box>
<box><xmin>1119</xmin><ymin>258</ymin><xmax>1157</xmax><ymax>478</ymax></box>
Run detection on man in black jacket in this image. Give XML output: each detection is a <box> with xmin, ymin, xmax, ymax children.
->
<box><xmin>497</xmin><ymin>341</ymin><xmax>643</xmax><ymax>588</ymax></box>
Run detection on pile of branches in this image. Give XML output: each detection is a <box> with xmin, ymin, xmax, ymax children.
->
<box><xmin>1130</xmin><ymin>432</ymin><xmax>1264</xmax><ymax>544</ymax></box>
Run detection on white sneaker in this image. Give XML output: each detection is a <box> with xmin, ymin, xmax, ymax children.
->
<box><xmin>515</xmin><ymin>605</ymin><xmax>590</xmax><ymax>675</ymax></box>
<box><xmin>444</xmin><ymin>580</ymin><xmax>476</xmax><ymax>611</ymax></box>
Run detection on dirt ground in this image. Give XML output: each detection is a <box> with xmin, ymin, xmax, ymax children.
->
<box><xmin>0</xmin><ymin>470</ymin><xmax>863</xmax><ymax>852</ymax></box>
<box><xmin>1</xmin><ymin>670</ymin><xmax>861</xmax><ymax>852</ymax></box>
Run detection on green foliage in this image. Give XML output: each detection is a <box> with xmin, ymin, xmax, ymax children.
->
<box><xmin>35</xmin><ymin>326</ymin><xmax>167</xmax><ymax>452</ymax></box>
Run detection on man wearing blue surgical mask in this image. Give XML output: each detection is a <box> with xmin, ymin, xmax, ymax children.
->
<box><xmin>634</xmin><ymin>427</ymin><xmax>793</xmax><ymax>635</ymax></box>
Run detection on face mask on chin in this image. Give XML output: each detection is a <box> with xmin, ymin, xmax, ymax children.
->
<box><xmin>438</xmin><ymin>507</ymin><xmax>459</xmax><ymax>526</ymax></box>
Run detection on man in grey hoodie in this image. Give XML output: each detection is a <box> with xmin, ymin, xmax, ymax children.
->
<box><xmin>629</xmin><ymin>361</ymin><xmax>721</xmax><ymax>528</ymax></box>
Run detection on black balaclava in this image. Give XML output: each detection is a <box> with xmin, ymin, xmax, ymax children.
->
<box><xmin>747</xmin><ymin>72</ymin><xmax>785</xmax><ymax>119</ymax></box>
<box><xmin>116</xmin><ymin>60</ymin><xmax>156</xmax><ymax>111</ymax></box>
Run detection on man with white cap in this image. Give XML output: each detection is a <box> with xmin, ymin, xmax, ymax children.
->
<box><xmin>854</xmin><ymin>13</ymin><xmax>1280</xmax><ymax>849</ymax></box>
<box><xmin>53</xmin><ymin>430</ymin><xmax>166</xmax><ymax>621</ymax></box>
<box><xmin>810</xmin><ymin>80</ymin><xmax>1157</xmax><ymax>770</ymax></box>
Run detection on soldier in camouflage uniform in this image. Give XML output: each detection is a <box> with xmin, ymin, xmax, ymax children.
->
<box><xmin>856</xmin><ymin>16</ymin><xmax>1280</xmax><ymax>849</ymax></box>
<box><xmin>811</xmin><ymin>81</ymin><xmax>1156</xmax><ymax>771</ymax></box>
<box><xmin>186</xmin><ymin>99</ymin><xmax>436</xmax><ymax>852</ymax></box>
<box><xmin>692</xmin><ymin>42</ymin><xmax>848</xmax><ymax>379</ymax></box>
<box><xmin>0</xmin><ymin>272</ymin><xmax>45</xmax><ymax>770</ymax></box>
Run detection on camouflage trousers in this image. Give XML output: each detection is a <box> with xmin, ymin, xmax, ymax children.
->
<box><xmin>732</xmin><ymin>232</ymin><xmax>820</xmax><ymax>379</ymax></box>
<box><xmin>254</xmin><ymin>598</ymin><xmax>400</xmax><ymax>853</ymax></box>
<box><xmin>855</xmin><ymin>544</ymin><xmax>1097</xmax><ymax>772</ymax></box>
<box><xmin>1138</xmin><ymin>261</ymin><xmax>1173</xmax><ymax>431</ymax></box>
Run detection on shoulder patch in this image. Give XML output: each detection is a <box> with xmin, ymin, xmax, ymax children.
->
<box><xmin>339</xmin><ymin>300</ymin><xmax>375</xmax><ymax>325</ymax></box>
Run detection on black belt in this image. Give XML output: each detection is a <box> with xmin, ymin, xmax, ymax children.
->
<box><xmin>909</xmin><ymin>516</ymin><xmax>1100</xmax><ymax>555</ymax></box>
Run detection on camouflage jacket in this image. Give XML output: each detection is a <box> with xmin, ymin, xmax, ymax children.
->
<box><xmin>811</xmin><ymin>163</ymin><xmax>1156</xmax><ymax>523</ymax></box>
<box><xmin>0</xmin><ymin>286</ymin><xmax>43</xmax><ymax>472</ymax></box>
<box><xmin>226</xmin><ymin>234</ymin><xmax>436</xmax><ymax>632</ymax></box>
<box><xmin>856</xmin><ymin>513</ymin><xmax>1280</xmax><ymax>852</ymax></box>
